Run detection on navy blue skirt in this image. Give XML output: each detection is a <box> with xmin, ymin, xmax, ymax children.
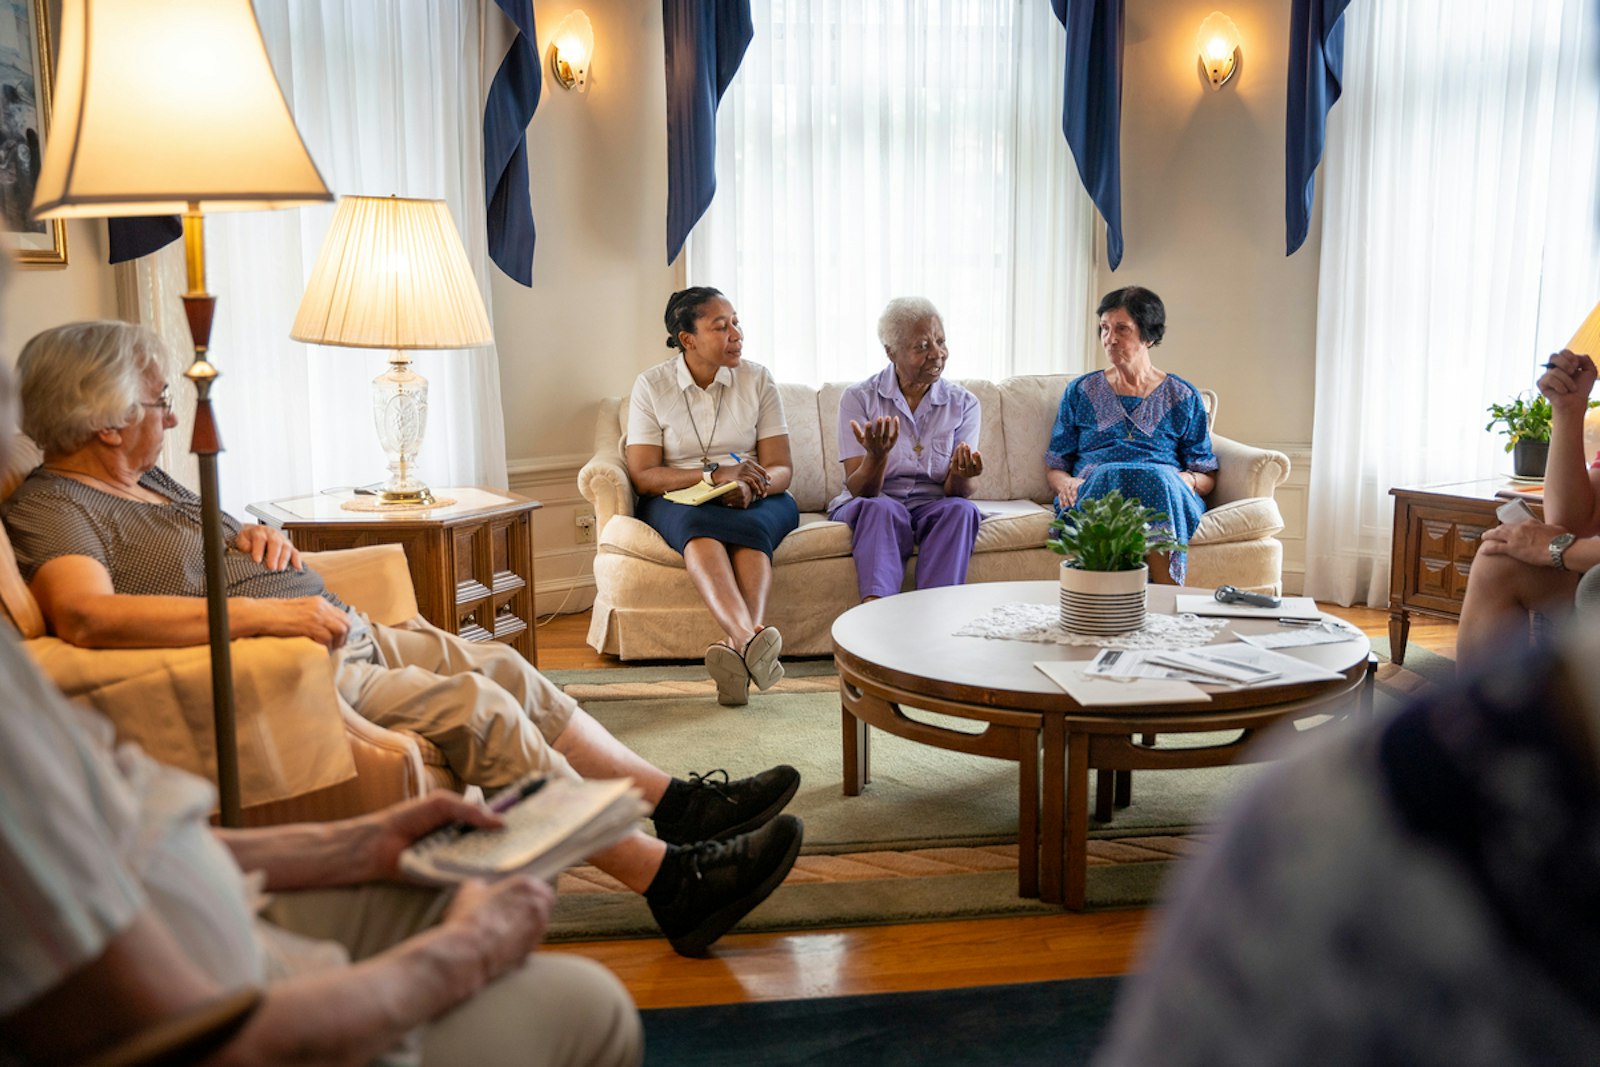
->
<box><xmin>637</xmin><ymin>491</ymin><xmax>799</xmax><ymax>557</ymax></box>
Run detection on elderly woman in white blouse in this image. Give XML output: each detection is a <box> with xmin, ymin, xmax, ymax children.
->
<box><xmin>624</xmin><ymin>287</ymin><xmax>799</xmax><ymax>706</ymax></box>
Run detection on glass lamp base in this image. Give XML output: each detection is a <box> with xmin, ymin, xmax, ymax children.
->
<box><xmin>373</xmin><ymin>355</ymin><xmax>433</xmax><ymax>504</ymax></box>
<box><xmin>376</xmin><ymin>484</ymin><xmax>436</xmax><ymax>506</ymax></box>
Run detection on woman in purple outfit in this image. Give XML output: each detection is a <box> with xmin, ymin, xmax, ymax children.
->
<box><xmin>827</xmin><ymin>297</ymin><xmax>985</xmax><ymax>601</ymax></box>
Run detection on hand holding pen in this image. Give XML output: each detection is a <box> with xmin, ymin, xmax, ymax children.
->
<box><xmin>1539</xmin><ymin>349</ymin><xmax>1597</xmax><ymax>408</ymax></box>
<box><xmin>431</xmin><ymin>776</ymin><xmax>548</xmax><ymax>845</ymax></box>
<box><xmin>727</xmin><ymin>451</ymin><xmax>771</xmax><ymax>500</ymax></box>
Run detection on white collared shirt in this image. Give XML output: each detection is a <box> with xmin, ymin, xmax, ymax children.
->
<box><xmin>627</xmin><ymin>355</ymin><xmax>788</xmax><ymax>470</ymax></box>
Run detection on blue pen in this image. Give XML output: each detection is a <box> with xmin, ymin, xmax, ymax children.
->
<box><xmin>728</xmin><ymin>451</ymin><xmax>746</xmax><ymax>463</ymax></box>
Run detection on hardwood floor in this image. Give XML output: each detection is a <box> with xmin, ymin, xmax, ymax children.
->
<box><xmin>536</xmin><ymin>603</ymin><xmax>1457</xmax><ymax>1010</ymax></box>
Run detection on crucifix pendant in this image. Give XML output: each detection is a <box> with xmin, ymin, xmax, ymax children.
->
<box><xmin>913</xmin><ymin>443</ymin><xmax>924</xmax><ymax>455</ymax></box>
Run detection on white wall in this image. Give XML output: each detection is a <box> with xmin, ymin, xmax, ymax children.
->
<box><xmin>2</xmin><ymin>219</ymin><xmax>118</xmax><ymax>355</ymax></box>
<box><xmin>1100</xmin><ymin>0</ymin><xmax>1321</xmax><ymax>454</ymax></box>
<box><xmin>493</xmin><ymin>1</ymin><xmax>683</xmax><ymax>611</ymax></box>
<box><xmin>1096</xmin><ymin>0</ymin><xmax>1322</xmax><ymax>590</ymax></box>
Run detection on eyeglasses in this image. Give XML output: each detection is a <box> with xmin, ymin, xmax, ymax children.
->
<box><xmin>140</xmin><ymin>385</ymin><xmax>174</xmax><ymax>414</ymax></box>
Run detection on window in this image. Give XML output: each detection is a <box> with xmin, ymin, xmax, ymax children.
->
<box><xmin>689</xmin><ymin>0</ymin><xmax>1096</xmax><ymax>385</ymax></box>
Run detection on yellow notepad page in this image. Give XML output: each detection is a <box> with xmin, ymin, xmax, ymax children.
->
<box><xmin>663</xmin><ymin>479</ymin><xmax>740</xmax><ymax>506</ymax></box>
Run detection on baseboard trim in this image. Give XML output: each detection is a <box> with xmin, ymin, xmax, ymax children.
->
<box><xmin>536</xmin><ymin>574</ymin><xmax>595</xmax><ymax>617</ymax></box>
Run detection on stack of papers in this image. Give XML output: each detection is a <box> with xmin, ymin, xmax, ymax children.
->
<box><xmin>1084</xmin><ymin>642</ymin><xmax>1344</xmax><ymax>689</ymax></box>
<box><xmin>1034</xmin><ymin>661</ymin><xmax>1212</xmax><ymax>706</ymax></box>
<box><xmin>1174</xmin><ymin>595</ymin><xmax>1321</xmax><ymax>621</ymax></box>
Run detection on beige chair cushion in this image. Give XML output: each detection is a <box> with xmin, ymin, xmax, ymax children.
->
<box><xmin>1191</xmin><ymin>497</ymin><xmax>1285</xmax><ymax>546</ymax></box>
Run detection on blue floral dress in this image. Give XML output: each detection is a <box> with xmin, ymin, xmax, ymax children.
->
<box><xmin>1045</xmin><ymin>372</ymin><xmax>1218</xmax><ymax>584</ymax></box>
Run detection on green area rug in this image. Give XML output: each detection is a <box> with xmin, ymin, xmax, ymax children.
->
<box><xmin>544</xmin><ymin>642</ymin><xmax>1454</xmax><ymax>940</ymax></box>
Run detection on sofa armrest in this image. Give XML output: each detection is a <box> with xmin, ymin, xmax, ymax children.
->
<box><xmin>579</xmin><ymin>453</ymin><xmax>636</xmax><ymax>530</ymax></box>
<box><xmin>25</xmin><ymin>634</ymin><xmax>356</xmax><ymax>809</ymax></box>
<box><xmin>1208</xmin><ymin>434</ymin><xmax>1291</xmax><ymax>505</ymax></box>
<box><xmin>303</xmin><ymin>544</ymin><xmax>420</xmax><ymax>626</ymax></box>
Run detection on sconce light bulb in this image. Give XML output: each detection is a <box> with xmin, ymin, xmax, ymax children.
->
<box><xmin>1196</xmin><ymin>11</ymin><xmax>1241</xmax><ymax>90</ymax></box>
<box><xmin>559</xmin><ymin>38</ymin><xmax>588</xmax><ymax>67</ymax></box>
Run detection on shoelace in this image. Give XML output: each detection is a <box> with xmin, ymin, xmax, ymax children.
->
<box><xmin>678</xmin><ymin>834</ymin><xmax>739</xmax><ymax>884</ymax></box>
<box><xmin>685</xmin><ymin>768</ymin><xmax>735</xmax><ymax>806</ymax></box>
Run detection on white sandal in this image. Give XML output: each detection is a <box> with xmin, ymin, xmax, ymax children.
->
<box><xmin>741</xmin><ymin>626</ymin><xmax>784</xmax><ymax>691</ymax></box>
<box><xmin>706</xmin><ymin>643</ymin><xmax>750</xmax><ymax>706</ymax></box>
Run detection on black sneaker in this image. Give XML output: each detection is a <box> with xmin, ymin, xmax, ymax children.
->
<box><xmin>654</xmin><ymin>765</ymin><xmax>801</xmax><ymax>846</ymax></box>
<box><xmin>648</xmin><ymin>814</ymin><xmax>803</xmax><ymax>957</ymax></box>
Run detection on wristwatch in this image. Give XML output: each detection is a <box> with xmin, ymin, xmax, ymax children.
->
<box><xmin>701</xmin><ymin>463</ymin><xmax>719</xmax><ymax>486</ymax></box>
<box><xmin>1549</xmin><ymin>531</ymin><xmax>1576</xmax><ymax>570</ymax></box>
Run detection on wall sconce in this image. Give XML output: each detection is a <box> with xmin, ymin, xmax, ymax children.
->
<box><xmin>550</xmin><ymin>9</ymin><xmax>594</xmax><ymax>91</ymax></box>
<box><xmin>1197</xmin><ymin>11</ymin><xmax>1241</xmax><ymax>91</ymax></box>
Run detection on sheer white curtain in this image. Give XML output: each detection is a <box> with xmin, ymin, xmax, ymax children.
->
<box><xmin>1304</xmin><ymin>0</ymin><xmax>1600</xmax><ymax>605</ymax></box>
<box><xmin>196</xmin><ymin>0</ymin><xmax>508</xmax><ymax>516</ymax></box>
<box><xmin>688</xmin><ymin>0</ymin><xmax>1096</xmax><ymax>385</ymax></box>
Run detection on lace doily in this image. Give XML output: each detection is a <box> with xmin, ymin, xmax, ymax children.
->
<box><xmin>954</xmin><ymin>602</ymin><xmax>1227</xmax><ymax>649</ymax></box>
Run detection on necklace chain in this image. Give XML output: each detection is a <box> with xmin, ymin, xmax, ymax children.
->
<box><xmin>682</xmin><ymin>383</ymin><xmax>724</xmax><ymax>469</ymax></box>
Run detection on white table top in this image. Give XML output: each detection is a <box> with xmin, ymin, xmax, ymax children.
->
<box><xmin>831</xmin><ymin>581</ymin><xmax>1370</xmax><ymax>701</ymax></box>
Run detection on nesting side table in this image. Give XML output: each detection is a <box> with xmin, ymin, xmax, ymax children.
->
<box><xmin>248</xmin><ymin>488</ymin><xmax>541</xmax><ymax>664</ymax></box>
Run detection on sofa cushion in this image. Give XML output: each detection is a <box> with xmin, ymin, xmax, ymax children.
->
<box><xmin>599</xmin><ymin>502</ymin><xmax>1055</xmax><ymax>569</ymax></box>
<box><xmin>1191</xmin><ymin>497</ymin><xmax>1285</xmax><ymax>546</ymax></box>
<box><xmin>778</xmin><ymin>383</ymin><xmax>828</xmax><ymax>512</ymax></box>
<box><xmin>972</xmin><ymin>506</ymin><xmax>1054</xmax><ymax>553</ymax></box>
<box><xmin>997</xmin><ymin>374</ymin><xmax>1070</xmax><ymax>504</ymax></box>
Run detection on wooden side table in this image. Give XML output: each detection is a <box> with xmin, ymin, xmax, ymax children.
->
<box><xmin>248</xmin><ymin>488</ymin><xmax>542</xmax><ymax>664</ymax></box>
<box><xmin>1387</xmin><ymin>478</ymin><xmax>1539</xmax><ymax>665</ymax></box>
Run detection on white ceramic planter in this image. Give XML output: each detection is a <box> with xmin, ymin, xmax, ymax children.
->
<box><xmin>1059</xmin><ymin>562</ymin><xmax>1149</xmax><ymax>635</ymax></box>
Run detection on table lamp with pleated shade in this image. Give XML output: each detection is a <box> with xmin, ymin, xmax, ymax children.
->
<box><xmin>291</xmin><ymin>195</ymin><xmax>494</xmax><ymax>506</ymax></box>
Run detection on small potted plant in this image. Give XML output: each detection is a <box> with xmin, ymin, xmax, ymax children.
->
<box><xmin>1484</xmin><ymin>393</ymin><xmax>1553</xmax><ymax>478</ymax></box>
<box><xmin>1047</xmin><ymin>489</ymin><xmax>1183</xmax><ymax>634</ymax></box>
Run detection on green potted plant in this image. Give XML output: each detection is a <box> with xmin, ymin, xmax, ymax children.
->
<box><xmin>1484</xmin><ymin>392</ymin><xmax>1554</xmax><ymax>478</ymax></box>
<box><xmin>1047</xmin><ymin>490</ymin><xmax>1183</xmax><ymax>634</ymax></box>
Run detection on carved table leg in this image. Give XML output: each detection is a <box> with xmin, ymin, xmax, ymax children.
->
<box><xmin>1388</xmin><ymin>610</ymin><xmax>1410</xmax><ymax>666</ymax></box>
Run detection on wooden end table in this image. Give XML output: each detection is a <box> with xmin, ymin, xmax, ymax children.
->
<box><xmin>248</xmin><ymin>488</ymin><xmax>541</xmax><ymax>664</ymax></box>
<box><xmin>832</xmin><ymin>582</ymin><xmax>1371</xmax><ymax>910</ymax></box>
<box><xmin>1387</xmin><ymin>478</ymin><xmax>1539</xmax><ymax>665</ymax></box>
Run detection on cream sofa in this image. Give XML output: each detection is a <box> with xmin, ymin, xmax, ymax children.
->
<box><xmin>579</xmin><ymin>374</ymin><xmax>1291</xmax><ymax>660</ymax></box>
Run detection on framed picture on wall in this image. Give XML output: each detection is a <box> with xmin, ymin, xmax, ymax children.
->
<box><xmin>0</xmin><ymin>0</ymin><xmax>63</xmax><ymax>266</ymax></box>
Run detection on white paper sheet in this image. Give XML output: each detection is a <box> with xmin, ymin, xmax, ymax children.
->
<box><xmin>1034</xmin><ymin>661</ymin><xmax>1212</xmax><ymax>706</ymax></box>
<box><xmin>1174</xmin><ymin>595</ymin><xmax>1321</xmax><ymax>621</ymax></box>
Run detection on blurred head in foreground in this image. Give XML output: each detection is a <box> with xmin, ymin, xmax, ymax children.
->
<box><xmin>1095</xmin><ymin>626</ymin><xmax>1600</xmax><ymax>1066</ymax></box>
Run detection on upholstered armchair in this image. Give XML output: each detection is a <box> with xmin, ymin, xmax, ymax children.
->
<box><xmin>0</xmin><ymin>443</ymin><xmax>460</xmax><ymax>826</ymax></box>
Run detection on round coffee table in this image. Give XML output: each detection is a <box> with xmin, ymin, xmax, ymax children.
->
<box><xmin>831</xmin><ymin>581</ymin><xmax>1372</xmax><ymax>909</ymax></box>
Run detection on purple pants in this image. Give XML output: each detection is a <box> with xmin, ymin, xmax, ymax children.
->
<box><xmin>830</xmin><ymin>494</ymin><xmax>982</xmax><ymax>600</ymax></box>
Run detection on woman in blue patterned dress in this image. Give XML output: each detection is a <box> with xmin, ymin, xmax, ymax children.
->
<box><xmin>1044</xmin><ymin>287</ymin><xmax>1217</xmax><ymax>584</ymax></box>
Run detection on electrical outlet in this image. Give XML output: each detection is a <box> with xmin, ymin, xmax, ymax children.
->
<box><xmin>574</xmin><ymin>507</ymin><xmax>596</xmax><ymax>545</ymax></box>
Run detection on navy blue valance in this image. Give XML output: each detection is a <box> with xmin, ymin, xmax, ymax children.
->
<box><xmin>662</xmin><ymin>0</ymin><xmax>752</xmax><ymax>265</ymax></box>
<box><xmin>1052</xmin><ymin>0</ymin><xmax>1126</xmax><ymax>271</ymax></box>
<box><xmin>484</xmin><ymin>0</ymin><xmax>541</xmax><ymax>286</ymax></box>
<box><xmin>1286</xmin><ymin>0</ymin><xmax>1352</xmax><ymax>256</ymax></box>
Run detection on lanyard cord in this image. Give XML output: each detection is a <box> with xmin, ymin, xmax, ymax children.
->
<box><xmin>683</xmin><ymin>383</ymin><xmax>724</xmax><ymax>469</ymax></box>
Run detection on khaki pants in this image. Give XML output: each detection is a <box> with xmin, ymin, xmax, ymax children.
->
<box><xmin>267</xmin><ymin>884</ymin><xmax>642</xmax><ymax>1067</ymax></box>
<box><xmin>334</xmin><ymin>617</ymin><xmax>581</xmax><ymax>789</ymax></box>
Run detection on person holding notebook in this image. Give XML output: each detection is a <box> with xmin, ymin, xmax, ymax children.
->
<box><xmin>625</xmin><ymin>287</ymin><xmax>799</xmax><ymax>706</ymax></box>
